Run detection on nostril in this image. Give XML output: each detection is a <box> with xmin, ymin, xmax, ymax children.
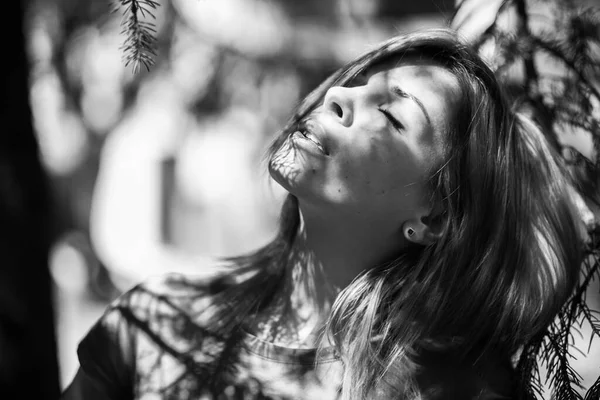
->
<box><xmin>332</xmin><ymin>102</ymin><xmax>343</xmax><ymax>118</ymax></box>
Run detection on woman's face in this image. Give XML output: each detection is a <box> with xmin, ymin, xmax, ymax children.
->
<box><xmin>269</xmin><ymin>58</ymin><xmax>460</xmax><ymax>225</ymax></box>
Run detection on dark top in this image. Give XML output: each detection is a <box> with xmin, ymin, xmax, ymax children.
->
<box><xmin>61</xmin><ymin>273</ymin><xmax>515</xmax><ymax>399</ymax></box>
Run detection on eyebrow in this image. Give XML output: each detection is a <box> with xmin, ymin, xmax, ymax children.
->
<box><xmin>391</xmin><ymin>86</ymin><xmax>432</xmax><ymax>126</ymax></box>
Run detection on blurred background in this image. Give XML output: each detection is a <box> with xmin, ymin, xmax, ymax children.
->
<box><xmin>9</xmin><ymin>0</ymin><xmax>599</xmax><ymax>397</ymax></box>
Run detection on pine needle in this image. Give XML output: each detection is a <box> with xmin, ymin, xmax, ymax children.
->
<box><xmin>113</xmin><ymin>0</ymin><xmax>160</xmax><ymax>73</ymax></box>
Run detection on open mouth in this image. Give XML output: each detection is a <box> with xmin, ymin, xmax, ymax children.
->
<box><xmin>293</xmin><ymin>121</ymin><xmax>329</xmax><ymax>155</ymax></box>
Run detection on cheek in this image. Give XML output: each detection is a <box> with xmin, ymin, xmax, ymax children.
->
<box><xmin>328</xmin><ymin>150</ymin><xmax>402</xmax><ymax>198</ymax></box>
<box><xmin>359</xmin><ymin>155</ymin><xmax>428</xmax><ymax>206</ymax></box>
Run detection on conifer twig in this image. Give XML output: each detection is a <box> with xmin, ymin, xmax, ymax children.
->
<box><xmin>459</xmin><ymin>0</ymin><xmax>600</xmax><ymax>397</ymax></box>
<box><xmin>113</xmin><ymin>0</ymin><xmax>160</xmax><ymax>73</ymax></box>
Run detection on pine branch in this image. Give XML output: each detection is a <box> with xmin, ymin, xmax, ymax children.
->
<box><xmin>459</xmin><ymin>0</ymin><xmax>600</xmax><ymax>397</ymax></box>
<box><xmin>514</xmin><ymin>0</ymin><xmax>539</xmax><ymax>98</ymax></box>
<box><xmin>579</xmin><ymin>303</ymin><xmax>600</xmax><ymax>353</ymax></box>
<box><xmin>113</xmin><ymin>0</ymin><xmax>160</xmax><ymax>73</ymax></box>
<box><xmin>486</xmin><ymin>31</ymin><xmax>527</xmax><ymax>76</ymax></box>
<box><xmin>583</xmin><ymin>375</ymin><xmax>600</xmax><ymax>400</ymax></box>
<box><xmin>544</xmin><ymin>328</ymin><xmax>584</xmax><ymax>400</ymax></box>
<box><xmin>517</xmin><ymin>336</ymin><xmax>546</xmax><ymax>399</ymax></box>
<box><xmin>532</xmin><ymin>37</ymin><xmax>600</xmax><ymax>104</ymax></box>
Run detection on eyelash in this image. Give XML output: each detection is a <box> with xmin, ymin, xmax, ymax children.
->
<box><xmin>378</xmin><ymin>107</ymin><xmax>404</xmax><ymax>131</ymax></box>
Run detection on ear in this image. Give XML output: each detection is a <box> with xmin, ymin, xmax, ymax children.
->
<box><xmin>402</xmin><ymin>211</ymin><xmax>446</xmax><ymax>246</ymax></box>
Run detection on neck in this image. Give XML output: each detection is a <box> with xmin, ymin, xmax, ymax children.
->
<box><xmin>262</xmin><ymin>202</ymin><xmax>409</xmax><ymax>347</ymax></box>
<box><xmin>293</xmin><ymin>204</ymin><xmax>408</xmax><ymax>290</ymax></box>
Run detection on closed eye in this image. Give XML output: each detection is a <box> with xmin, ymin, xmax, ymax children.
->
<box><xmin>378</xmin><ymin>107</ymin><xmax>405</xmax><ymax>132</ymax></box>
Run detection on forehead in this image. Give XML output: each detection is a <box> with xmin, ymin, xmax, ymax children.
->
<box><xmin>366</xmin><ymin>57</ymin><xmax>461</xmax><ymax>133</ymax></box>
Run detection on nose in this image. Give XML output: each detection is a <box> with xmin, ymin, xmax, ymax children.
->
<box><xmin>323</xmin><ymin>86</ymin><xmax>353</xmax><ymax>127</ymax></box>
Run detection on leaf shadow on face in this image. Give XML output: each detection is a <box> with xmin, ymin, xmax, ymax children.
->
<box><xmin>268</xmin><ymin>135</ymin><xmax>307</xmax><ymax>192</ymax></box>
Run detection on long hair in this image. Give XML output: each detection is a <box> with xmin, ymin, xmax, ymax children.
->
<box><xmin>208</xmin><ymin>29</ymin><xmax>583</xmax><ymax>398</ymax></box>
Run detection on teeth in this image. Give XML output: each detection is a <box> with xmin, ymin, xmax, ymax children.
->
<box><xmin>305</xmin><ymin>132</ymin><xmax>325</xmax><ymax>152</ymax></box>
<box><xmin>295</xmin><ymin>130</ymin><xmax>325</xmax><ymax>153</ymax></box>
<box><xmin>304</xmin><ymin>131</ymin><xmax>319</xmax><ymax>144</ymax></box>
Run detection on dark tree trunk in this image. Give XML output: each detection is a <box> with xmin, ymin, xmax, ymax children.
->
<box><xmin>0</xmin><ymin>0</ymin><xmax>60</xmax><ymax>398</ymax></box>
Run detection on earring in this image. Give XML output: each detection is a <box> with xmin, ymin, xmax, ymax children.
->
<box><xmin>406</xmin><ymin>228</ymin><xmax>415</xmax><ymax>237</ymax></box>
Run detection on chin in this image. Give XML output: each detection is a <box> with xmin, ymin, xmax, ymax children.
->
<box><xmin>268</xmin><ymin>145</ymin><xmax>305</xmax><ymax>193</ymax></box>
<box><xmin>268</xmin><ymin>167</ymin><xmax>317</xmax><ymax>205</ymax></box>
<box><xmin>268</xmin><ymin>165</ymin><xmax>291</xmax><ymax>191</ymax></box>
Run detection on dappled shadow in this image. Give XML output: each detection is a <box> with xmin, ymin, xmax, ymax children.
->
<box><xmin>96</xmin><ymin>273</ymin><xmax>341</xmax><ymax>399</ymax></box>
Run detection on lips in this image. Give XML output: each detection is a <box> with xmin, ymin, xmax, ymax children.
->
<box><xmin>294</xmin><ymin>119</ymin><xmax>329</xmax><ymax>155</ymax></box>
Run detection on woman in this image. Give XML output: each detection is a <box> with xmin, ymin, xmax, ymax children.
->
<box><xmin>61</xmin><ymin>29</ymin><xmax>583</xmax><ymax>399</ymax></box>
